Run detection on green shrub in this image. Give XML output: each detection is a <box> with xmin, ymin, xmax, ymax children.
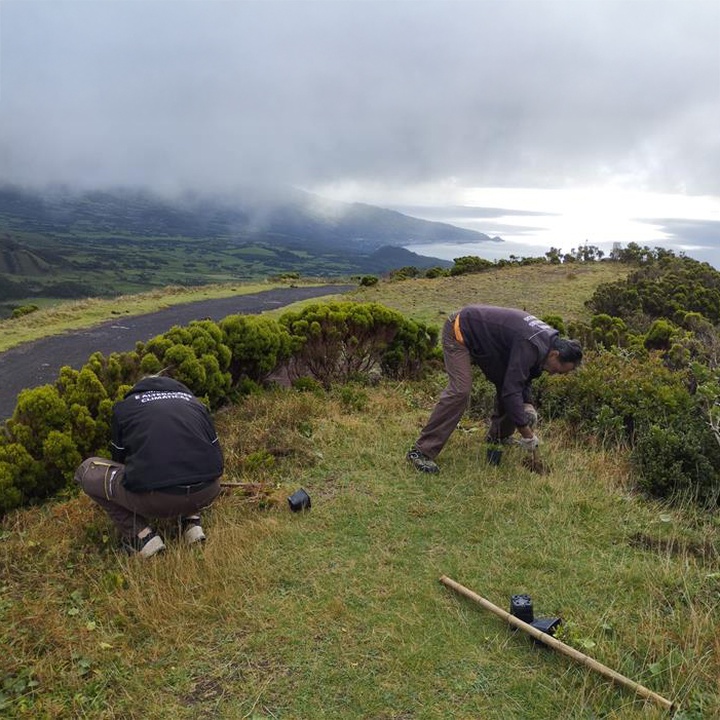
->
<box><xmin>11</xmin><ymin>304</ymin><xmax>39</xmax><ymax>319</ymax></box>
<box><xmin>220</xmin><ymin>314</ymin><xmax>295</xmax><ymax>385</ymax></box>
<box><xmin>359</xmin><ymin>275</ymin><xmax>379</xmax><ymax>287</ymax></box>
<box><xmin>536</xmin><ymin>349</ymin><xmax>693</xmax><ymax>443</ymax></box>
<box><xmin>270</xmin><ymin>271</ymin><xmax>300</xmax><ymax>281</ymax></box>
<box><xmin>587</xmin><ymin>255</ymin><xmax>720</xmax><ymax>328</ymax></box>
<box><xmin>541</xmin><ymin>314</ymin><xmax>566</xmax><ymax>335</ymax></box>
<box><xmin>68</xmin><ymin>403</ymin><xmax>105</xmax><ymax>457</ymax></box>
<box><xmin>230</xmin><ymin>377</ymin><xmax>265</xmax><ymax>399</ymax></box>
<box><xmin>389</xmin><ymin>266</ymin><xmax>421</xmax><ymax>280</ymax></box>
<box><xmin>450</xmin><ymin>256</ymin><xmax>494</xmax><ymax>276</ymax></box>
<box><xmin>381</xmin><ymin>318</ymin><xmax>438</xmax><ymax>380</ymax></box>
<box><xmin>585</xmin><ymin>281</ymin><xmax>642</xmax><ymax>320</ymax></box>
<box><xmin>467</xmin><ymin>371</ymin><xmax>497</xmax><ymax>420</ymax></box>
<box><xmin>1</xmin><ymin>386</ymin><xmax>84</xmax><ymax>508</ymax></box>
<box><xmin>589</xmin><ymin>314</ymin><xmax>629</xmax><ymax>349</ymax></box>
<box><xmin>280</xmin><ymin>301</ymin><xmax>436</xmax><ymax>386</ymax></box>
<box><xmin>0</xmin><ymin>463</ymin><xmax>22</xmax><ymax>512</ymax></box>
<box><xmin>244</xmin><ymin>449</ymin><xmax>276</xmax><ymax>472</ymax></box>
<box><xmin>139</xmin><ymin>352</ymin><xmax>164</xmax><ymax>376</ymax></box>
<box><xmin>335</xmin><ymin>383</ymin><xmax>369</xmax><ymax>412</ymax></box>
<box><xmin>61</xmin><ymin>367</ymin><xmax>108</xmax><ymax>415</ymax></box>
<box><xmin>424</xmin><ymin>267</ymin><xmax>450</xmax><ymax>279</ymax></box>
<box><xmin>538</xmin><ymin>348</ymin><xmax>720</xmax><ymax>504</ymax></box>
<box><xmin>0</xmin><ymin>443</ymin><xmax>42</xmax><ymax>507</ymax></box>
<box><xmin>633</xmin><ymin>422</ymin><xmax>720</xmax><ymax>506</ymax></box>
<box><xmin>644</xmin><ymin>319</ymin><xmax>677</xmax><ymax>351</ymax></box>
<box><xmin>142</xmin><ymin>320</ymin><xmax>232</xmax><ymax>407</ymax></box>
<box><xmin>7</xmin><ymin>386</ymin><xmax>70</xmax><ymax>456</ymax></box>
<box><xmin>280</xmin><ymin>301</ymin><xmax>394</xmax><ymax>384</ymax></box>
<box><xmin>81</xmin><ymin>351</ymin><xmax>142</xmax><ymax>400</ymax></box>
<box><xmin>42</xmin><ymin>431</ymin><xmax>82</xmax><ymax>484</ymax></box>
<box><xmin>292</xmin><ymin>376</ymin><xmax>325</xmax><ymax>394</ymax></box>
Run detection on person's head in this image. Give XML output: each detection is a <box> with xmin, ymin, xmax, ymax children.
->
<box><xmin>543</xmin><ymin>337</ymin><xmax>583</xmax><ymax>375</ymax></box>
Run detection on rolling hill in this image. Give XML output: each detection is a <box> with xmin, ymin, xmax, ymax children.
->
<box><xmin>0</xmin><ymin>184</ymin><xmax>499</xmax><ymax>262</ymax></box>
<box><xmin>0</xmin><ymin>184</ymin><xmax>503</xmax><ymax>310</ymax></box>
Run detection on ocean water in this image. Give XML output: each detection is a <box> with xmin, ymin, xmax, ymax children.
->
<box><xmin>399</xmin><ymin>208</ymin><xmax>720</xmax><ymax>268</ymax></box>
<box><xmin>404</xmin><ymin>239</ymin><xmax>573</xmax><ymax>264</ymax></box>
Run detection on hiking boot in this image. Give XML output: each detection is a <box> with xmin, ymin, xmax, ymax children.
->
<box><xmin>121</xmin><ymin>528</ymin><xmax>165</xmax><ymax>558</ymax></box>
<box><xmin>406</xmin><ymin>447</ymin><xmax>440</xmax><ymax>473</ymax></box>
<box><xmin>182</xmin><ymin>516</ymin><xmax>206</xmax><ymax>545</ymax></box>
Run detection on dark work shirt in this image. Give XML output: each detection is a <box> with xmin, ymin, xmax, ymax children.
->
<box><xmin>111</xmin><ymin>377</ymin><xmax>223</xmax><ymax>492</ymax></box>
<box><xmin>458</xmin><ymin>305</ymin><xmax>558</xmax><ymax>426</ymax></box>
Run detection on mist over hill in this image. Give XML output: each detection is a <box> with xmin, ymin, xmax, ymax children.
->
<box><xmin>0</xmin><ymin>184</ymin><xmax>499</xmax><ymax>256</ymax></box>
<box><xmin>0</xmin><ymin>185</ymin><xmax>504</xmax><ymax>309</ymax></box>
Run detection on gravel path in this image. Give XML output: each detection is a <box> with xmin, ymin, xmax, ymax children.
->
<box><xmin>0</xmin><ymin>284</ymin><xmax>354</xmax><ymax>420</ymax></box>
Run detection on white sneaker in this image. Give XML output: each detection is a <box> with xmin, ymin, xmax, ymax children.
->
<box><xmin>139</xmin><ymin>533</ymin><xmax>166</xmax><ymax>558</ymax></box>
<box><xmin>182</xmin><ymin>519</ymin><xmax>206</xmax><ymax>545</ymax></box>
<box><xmin>122</xmin><ymin>529</ymin><xmax>165</xmax><ymax>558</ymax></box>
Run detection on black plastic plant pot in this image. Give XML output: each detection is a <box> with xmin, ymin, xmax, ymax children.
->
<box><xmin>486</xmin><ymin>447</ymin><xmax>503</xmax><ymax>466</ymax></box>
<box><xmin>510</xmin><ymin>594</ymin><xmax>534</xmax><ymax>624</ymax></box>
<box><xmin>288</xmin><ymin>488</ymin><xmax>311</xmax><ymax>512</ymax></box>
<box><xmin>530</xmin><ymin>617</ymin><xmax>562</xmax><ymax>636</ymax></box>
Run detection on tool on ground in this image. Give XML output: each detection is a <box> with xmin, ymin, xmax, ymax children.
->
<box><xmin>439</xmin><ymin>575</ymin><xmax>674</xmax><ymax>713</ymax></box>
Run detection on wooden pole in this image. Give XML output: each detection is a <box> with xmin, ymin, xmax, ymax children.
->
<box><xmin>439</xmin><ymin>575</ymin><xmax>675</xmax><ymax>713</ymax></box>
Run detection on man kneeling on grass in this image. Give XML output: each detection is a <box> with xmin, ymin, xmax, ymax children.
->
<box><xmin>75</xmin><ymin>375</ymin><xmax>224</xmax><ymax>558</ymax></box>
<box><xmin>407</xmin><ymin>305</ymin><xmax>582</xmax><ymax>474</ymax></box>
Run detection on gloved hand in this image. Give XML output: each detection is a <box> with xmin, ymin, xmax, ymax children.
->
<box><xmin>523</xmin><ymin>404</ymin><xmax>539</xmax><ymax>428</ymax></box>
<box><xmin>517</xmin><ymin>434</ymin><xmax>539</xmax><ymax>451</ymax></box>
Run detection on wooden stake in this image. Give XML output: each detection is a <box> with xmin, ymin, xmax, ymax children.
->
<box><xmin>439</xmin><ymin>575</ymin><xmax>675</xmax><ymax>713</ymax></box>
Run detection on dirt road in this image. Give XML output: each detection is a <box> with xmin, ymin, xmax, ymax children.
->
<box><xmin>0</xmin><ymin>284</ymin><xmax>353</xmax><ymax>420</ymax></box>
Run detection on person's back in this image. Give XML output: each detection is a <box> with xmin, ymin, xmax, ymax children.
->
<box><xmin>457</xmin><ymin>306</ymin><xmax>558</xmax><ymax>387</ymax></box>
<box><xmin>75</xmin><ymin>375</ymin><xmax>224</xmax><ymax>558</ymax></box>
<box><xmin>112</xmin><ymin>376</ymin><xmax>223</xmax><ymax>492</ymax></box>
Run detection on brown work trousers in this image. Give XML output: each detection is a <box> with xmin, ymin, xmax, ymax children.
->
<box><xmin>74</xmin><ymin>457</ymin><xmax>221</xmax><ymax>538</ymax></box>
<box><xmin>414</xmin><ymin>314</ymin><xmax>518</xmax><ymax>459</ymax></box>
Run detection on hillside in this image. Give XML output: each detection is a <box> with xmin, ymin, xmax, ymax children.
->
<box><xmin>3</xmin><ymin>262</ymin><xmax>719</xmax><ymax>717</ymax></box>
<box><xmin>0</xmin><ymin>185</ymin><xmax>497</xmax><ymax>251</ymax></box>
<box><xmin>0</xmin><ymin>185</ymin><xmax>500</xmax><ymax>309</ymax></box>
<box><xmin>0</xmin><ymin>236</ymin><xmax>58</xmax><ymax>275</ymax></box>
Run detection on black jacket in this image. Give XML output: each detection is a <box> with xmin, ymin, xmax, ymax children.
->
<box><xmin>111</xmin><ymin>377</ymin><xmax>224</xmax><ymax>492</ymax></box>
<box><xmin>458</xmin><ymin>306</ymin><xmax>558</xmax><ymax>426</ymax></box>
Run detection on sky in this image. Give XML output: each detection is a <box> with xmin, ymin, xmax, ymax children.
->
<box><xmin>0</xmin><ymin>0</ymin><xmax>719</xmax><ymax>265</ymax></box>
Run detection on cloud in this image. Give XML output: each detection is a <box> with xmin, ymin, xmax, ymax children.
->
<box><xmin>652</xmin><ymin>218</ymin><xmax>720</xmax><ymax>247</ymax></box>
<box><xmin>0</xmin><ymin>0</ymin><xmax>718</xmax><ymax>196</ymax></box>
<box><xmin>391</xmin><ymin>205</ymin><xmax>559</xmax><ymax>220</ymax></box>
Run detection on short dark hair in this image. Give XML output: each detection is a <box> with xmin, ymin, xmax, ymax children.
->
<box><xmin>552</xmin><ymin>337</ymin><xmax>583</xmax><ymax>365</ymax></box>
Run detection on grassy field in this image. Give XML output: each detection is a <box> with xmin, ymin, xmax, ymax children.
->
<box><xmin>345</xmin><ymin>261</ymin><xmax>628</xmax><ymax>326</ymax></box>
<box><xmin>4</xmin><ymin>261</ymin><xmax>718</xmax><ymax>718</ymax></box>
